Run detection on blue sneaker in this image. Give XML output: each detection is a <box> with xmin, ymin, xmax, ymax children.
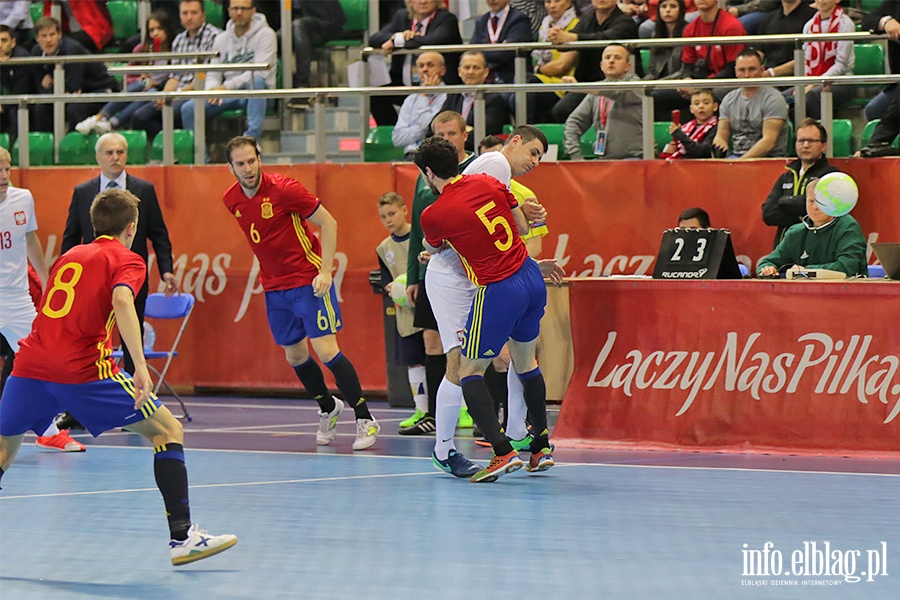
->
<box><xmin>432</xmin><ymin>450</ymin><xmax>481</xmax><ymax>478</ymax></box>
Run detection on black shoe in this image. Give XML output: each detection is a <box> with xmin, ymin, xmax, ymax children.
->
<box><xmin>55</xmin><ymin>412</ymin><xmax>85</xmax><ymax>431</ymax></box>
<box><xmin>399</xmin><ymin>415</ymin><xmax>436</xmax><ymax>436</ymax></box>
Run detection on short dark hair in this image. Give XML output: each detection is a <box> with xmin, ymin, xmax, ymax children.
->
<box><xmin>678</xmin><ymin>207</ymin><xmax>710</xmax><ymax>228</ymax></box>
<box><xmin>691</xmin><ymin>88</ymin><xmax>716</xmax><ymax>101</ymax></box>
<box><xmin>229</xmin><ymin>0</ymin><xmax>257</xmax><ymax>8</ymax></box>
<box><xmin>225</xmin><ymin>135</ymin><xmax>260</xmax><ymax>163</ymax></box>
<box><xmin>0</xmin><ymin>24</ymin><xmax>13</xmax><ymax>36</ymax></box>
<box><xmin>180</xmin><ymin>0</ymin><xmax>205</xmax><ymax>10</ymax></box>
<box><xmin>91</xmin><ymin>189</ymin><xmax>140</xmax><ymax>237</ymax></box>
<box><xmin>604</xmin><ymin>43</ymin><xmax>633</xmax><ymax>58</ymax></box>
<box><xmin>508</xmin><ymin>125</ymin><xmax>548</xmax><ymax>153</ymax></box>
<box><xmin>737</xmin><ymin>48</ymin><xmax>763</xmax><ymax>64</ymax></box>
<box><xmin>35</xmin><ymin>16</ymin><xmax>61</xmax><ymax>34</ymax></box>
<box><xmin>414</xmin><ymin>137</ymin><xmax>459</xmax><ymax>179</ymax></box>
<box><xmin>478</xmin><ymin>135</ymin><xmax>505</xmax><ymax>152</ymax></box>
<box><xmin>796</xmin><ymin>117</ymin><xmax>827</xmax><ymax>143</ymax></box>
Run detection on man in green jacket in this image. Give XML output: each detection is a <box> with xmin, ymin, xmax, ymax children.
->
<box><xmin>757</xmin><ymin>180</ymin><xmax>867</xmax><ymax>278</ymax></box>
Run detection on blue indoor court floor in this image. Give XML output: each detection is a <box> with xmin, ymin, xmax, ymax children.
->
<box><xmin>1</xmin><ymin>396</ymin><xmax>898</xmax><ymax>600</ymax></box>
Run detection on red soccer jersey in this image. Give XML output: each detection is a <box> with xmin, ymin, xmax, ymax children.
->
<box><xmin>223</xmin><ymin>172</ymin><xmax>323</xmax><ymax>291</ymax></box>
<box><xmin>421</xmin><ymin>174</ymin><xmax>528</xmax><ymax>285</ymax></box>
<box><xmin>681</xmin><ymin>10</ymin><xmax>746</xmax><ymax>77</ymax></box>
<box><xmin>13</xmin><ymin>237</ymin><xmax>146</xmax><ymax>384</ymax></box>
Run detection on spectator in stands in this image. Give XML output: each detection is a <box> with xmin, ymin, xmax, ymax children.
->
<box><xmin>0</xmin><ymin>0</ymin><xmax>33</xmax><ymax>48</ymax></box>
<box><xmin>40</xmin><ymin>0</ymin><xmax>114</xmax><ymax>52</ymax></box>
<box><xmin>713</xmin><ymin>49</ymin><xmax>789</xmax><ymax>159</ymax></box>
<box><xmin>132</xmin><ymin>0</ymin><xmax>223</xmax><ymax>140</ymax></box>
<box><xmin>291</xmin><ymin>0</ymin><xmax>346</xmax><ymax>91</ymax></box>
<box><xmin>677</xmin><ymin>207</ymin><xmax>711</xmax><ymax>228</ymax></box>
<box><xmin>564</xmin><ymin>44</ymin><xmax>643</xmax><ymax>160</ymax></box>
<box><xmin>526</xmin><ymin>0</ymin><xmax>580</xmax><ymax>123</ymax></box>
<box><xmin>761</xmin><ymin>118</ymin><xmax>839</xmax><ymax>248</ymax></box>
<box><xmin>181</xmin><ymin>0</ymin><xmax>277</xmax><ymax>155</ymax></box>
<box><xmin>757</xmin><ymin>180</ymin><xmax>867</xmax><ymax>278</ymax></box>
<box><xmin>862</xmin><ymin>0</ymin><xmax>899</xmax><ymax>121</ymax></box>
<box><xmin>681</xmin><ymin>0</ymin><xmax>745</xmax><ymax>81</ymax></box>
<box><xmin>757</xmin><ymin>0</ymin><xmax>817</xmax><ymax>80</ymax></box>
<box><xmin>726</xmin><ymin>0</ymin><xmax>780</xmax><ymax>35</ymax></box>
<box><xmin>75</xmin><ymin>11</ymin><xmax>179</xmax><ymax>136</ymax></box>
<box><xmin>471</xmin><ymin>0</ymin><xmax>535</xmax><ymax>84</ymax></box>
<box><xmin>0</xmin><ymin>24</ymin><xmax>32</xmax><ymax>145</ymax></box>
<box><xmin>30</xmin><ymin>17</ymin><xmax>121</xmax><ymax>135</ymax></box>
<box><xmin>392</xmin><ymin>52</ymin><xmax>448</xmax><ymax>159</ymax></box>
<box><xmin>660</xmin><ymin>88</ymin><xmax>719</xmax><ymax>159</ymax></box>
<box><xmin>638</xmin><ymin>0</ymin><xmax>698</xmax><ymax>38</ymax></box>
<box><xmin>644</xmin><ymin>0</ymin><xmax>689</xmax><ymax>115</ymax></box>
<box><xmin>548</xmin><ymin>0</ymin><xmax>638</xmax><ymax>123</ymax></box>
<box><xmin>368</xmin><ymin>0</ymin><xmax>462</xmax><ymax>126</ymax></box>
<box><xmin>439</xmin><ymin>51</ymin><xmax>510</xmax><ymax>151</ymax></box>
<box><xmin>856</xmin><ymin>83</ymin><xmax>900</xmax><ymax>157</ymax></box>
<box><xmin>512</xmin><ymin>0</ymin><xmax>548</xmax><ymax>37</ymax></box>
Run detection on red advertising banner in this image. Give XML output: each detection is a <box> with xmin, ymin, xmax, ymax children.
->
<box><xmin>11</xmin><ymin>159</ymin><xmax>899</xmax><ymax>394</ymax></box>
<box><xmin>555</xmin><ymin>279</ymin><xmax>900</xmax><ymax>456</ymax></box>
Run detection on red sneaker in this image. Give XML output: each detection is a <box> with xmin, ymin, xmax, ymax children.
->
<box><xmin>470</xmin><ymin>450</ymin><xmax>523</xmax><ymax>483</ymax></box>
<box><xmin>35</xmin><ymin>430</ymin><xmax>86</xmax><ymax>452</ymax></box>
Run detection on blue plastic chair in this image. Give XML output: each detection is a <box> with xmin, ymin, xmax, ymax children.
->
<box><xmin>112</xmin><ymin>293</ymin><xmax>196</xmax><ymax>421</ymax></box>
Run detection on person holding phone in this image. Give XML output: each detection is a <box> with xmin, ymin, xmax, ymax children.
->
<box><xmin>660</xmin><ymin>88</ymin><xmax>719</xmax><ymax>159</ymax></box>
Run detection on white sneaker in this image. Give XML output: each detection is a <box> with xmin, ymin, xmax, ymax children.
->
<box><xmin>352</xmin><ymin>418</ymin><xmax>380</xmax><ymax>451</ymax></box>
<box><xmin>169</xmin><ymin>523</ymin><xmax>238</xmax><ymax>566</ymax></box>
<box><xmin>75</xmin><ymin>115</ymin><xmax>99</xmax><ymax>135</ymax></box>
<box><xmin>316</xmin><ymin>397</ymin><xmax>344</xmax><ymax>446</ymax></box>
<box><xmin>93</xmin><ymin>117</ymin><xmax>112</xmax><ymax>134</ymax></box>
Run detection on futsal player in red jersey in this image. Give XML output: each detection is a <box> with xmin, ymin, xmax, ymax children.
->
<box><xmin>0</xmin><ymin>189</ymin><xmax>238</xmax><ymax>566</ymax></box>
<box><xmin>416</xmin><ymin>137</ymin><xmax>554</xmax><ymax>483</ymax></box>
<box><xmin>222</xmin><ymin>136</ymin><xmax>380</xmax><ymax>450</ymax></box>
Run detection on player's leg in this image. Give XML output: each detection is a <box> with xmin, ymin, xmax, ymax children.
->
<box><xmin>0</xmin><ymin>376</ymin><xmax>65</xmax><ymax>487</ymax></box>
<box><xmin>412</xmin><ymin>276</ymin><xmax>445</xmax><ymax>427</ymax></box>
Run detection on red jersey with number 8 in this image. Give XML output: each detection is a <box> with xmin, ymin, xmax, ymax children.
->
<box><xmin>421</xmin><ymin>174</ymin><xmax>528</xmax><ymax>285</ymax></box>
<box><xmin>223</xmin><ymin>172</ymin><xmax>323</xmax><ymax>291</ymax></box>
<box><xmin>12</xmin><ymin>237</ymin><xmax>147</xmax><ymax>383</ymax></box>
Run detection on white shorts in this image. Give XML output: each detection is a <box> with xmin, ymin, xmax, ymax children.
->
<box><xmin>424</xmin><ymin>268</ymin><xmax>476</xmax><ymax>353</ymax></box>
<box><xmin>0</xmin><ymin>291</ymin><xmax>37</xmax><ymax>352</ymax></box>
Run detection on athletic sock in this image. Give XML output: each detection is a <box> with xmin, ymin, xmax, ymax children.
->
<box><xmin>153</xmin><ymin>443</ymin><xmax>191</xmax><ymax>541</ymax></box>
<box><xmin>518</xmin><ymin>368</ymin><xmax>549</xmax><ymax>451</ymax></box>
<box><xmin>424</xmin><ymin>352</ymin><xmax>446</xmax><ymax>416</ymax></box>
<box><xmin>325</xmin><ymin>352</ymin><xmax>372</xmax><ymax>420</ymax></box>
<box><xmin>505</xmin><ymin>365</ymin><xmax>529</xmax><ymax>440</ymax></box>
<box><xmin>41</xmin><ymin>422</ymin><xmax>61</xmax><ymax>437</ymax></box>
<box><xmin>292</xmin><ymin>357</ymin><xmax>335</xmax><ymax>414</ymax></box>
<box><xmin>407</xmin><ymin>365</ymin><xmax>428</xmax><ymax>413</ymax></box>
<box><xmin>460</xmin><ymin>376</ymin><xmax>513</xmax><ymax>456</ymax></box>
<box><xmin>483</xmin><ymin>364</ymin><xmax>508</xmax><ymax>426</ymax></box>
<box><xmin>433</xmin><ymin>378</ymin><xmax>463</xmax><ymax>460</ymax></box>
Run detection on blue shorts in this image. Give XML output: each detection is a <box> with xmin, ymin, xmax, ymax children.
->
<box><xmin>461</xmin><ymin>258</ymin><xmax>546</xmax><ymax>360</ymax></box>
<box><xmin>0</xmin><ymin>374</ymin><xmax>163</xmax><ymax>437</ymax></box>
<box><xmin>265</xmin><ymin>284</ymin><xmax>343</xmax><ymax>346</ymax></box>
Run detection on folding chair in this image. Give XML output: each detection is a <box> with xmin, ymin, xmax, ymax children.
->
<box><xmin>112</xmin><ymin>293</ymin><xmax>196</xmax><ymax>421</ymax></box>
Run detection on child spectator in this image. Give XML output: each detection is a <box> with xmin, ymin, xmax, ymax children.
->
<box><xmin>375</xmin><ymin>192</ymin><xmax>429</xmax><ymax>434</ymax></box>
<box><xmin>661</xmin><ymin>88</ymin><xmax>719</xmax><ymax>159</ymax></box>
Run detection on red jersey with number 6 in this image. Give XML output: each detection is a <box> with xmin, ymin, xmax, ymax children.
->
<box><xmin>223</xmin><ymin>172</ymin><xmax>323</xmax><ymax>291</ymax></box>
<box><xmin>421</xmin><ymin>174</ymin><xmax>528</xmax><ymax>285</ymax></box>
<box><xmin>12</xmin><ymin>237</ymin><xmax>147</xmax><ymax>383</ymax></box>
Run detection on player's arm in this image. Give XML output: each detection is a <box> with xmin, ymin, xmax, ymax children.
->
<box><xmin>307</xmin><ymin>204</ymin><xmax>337</xmax><ymax>298</ymax></box>
<box><xmin>740</xmin><ymin>118</ymin><xmax>783</xmax><ymax>160</ymax></box>
<box><xmin>112</xmin><ymin>285</ymin><xmax>152</xmax><ymax>407</ymax></box>
<box><xmin>25</xmin><ymin>231</ymin><xmax>49</xmax><ymax>289</ymax></box>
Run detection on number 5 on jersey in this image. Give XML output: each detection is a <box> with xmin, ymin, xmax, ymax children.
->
<box><xmin>475</xmin><ymin>201</ymin><xmax>513</xmax><ymax>252</ymax></box>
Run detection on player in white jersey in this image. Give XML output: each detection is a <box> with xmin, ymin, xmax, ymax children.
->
<box><xmin>0</xmin><ymin>148</ymin><xmax>86</xmax><ymax>452</ymax></box>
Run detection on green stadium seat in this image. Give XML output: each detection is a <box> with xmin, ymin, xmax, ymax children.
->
<box><xmin>0</xmin><ymin>133</ymin><xmax>9</xmax><ymax>151</ymax></box>
<box><xmin>11</xmin><ymin>132</ymin><xmax>54</xmax><ymax>166</ymax></box>
<box><xmin>58</xmin><ymin>132</ymin><xmax>100</xmax><ymax>165</ymax></box>
<box><xmin>654</xmin><ymin>121</ymin><xmax>672</xmax><ymax>155</ymax></box>
<box><xmin>860</xmin><ymin>119</ymin><xmax>900</xmax><ymax>149</ymax></box>
<box><xmin>119</xmin><ymin>130</ymin><xmax>148</xmax><ymax>164</ymax></box>
<box><xmin>364</xmin><ymin>126</ymin><xmax>404</xmax><ymax>162</ymax></box>
<box><xmin>30</xmin><ymin>3</ymin><xmax>42</xmax><ymax>27</ymax></box>
<box><xmin>831</xmin><ymin>119</ymin><xmax>853</xmax><ymax>157</ymax></box>
<box><xmin>205</xmin><ymin>0</ymin><xmax>225</xmax><ymax>29</ymax></box>
<box><xmin>341</xmin><ymin>0</ymin><xmax>368</xmax><ymax>33</ymax></box>
<box><xmin>107</xmin><ymin>1</ymin><xmax>139</xmax><ymax>41</ymax></box>
<box><xmin>640</xmin><ymin>49</ymin><xmax>651</xmax><ymax>74</ymax></box>
<box><xmin>534</xmin><ymin>123</ymin><xmax>566</xmax><ymax>159</ymax></box>
<box><xmin>151</xmin><ymin>130</ymin><xmax>195</xmax><ymax>164</ymax></box>
<box><xmin>502</xmin><ymin>124</ymin><xmax>514</xmax><ymax>134</ymax></box>
<box><xmin>853</xmin><ymin>44</ymin><xmax>885</xmax><ymax>76</ymax></box>
<box><xmin>859</xmin><ymin>0</ymin><xmax>883</xmax><ymax>12</ymax></box>
<box><xmin>580</xmin><ymin>126</ymin><xmax>597</xmax><ymax>159</ymax></box>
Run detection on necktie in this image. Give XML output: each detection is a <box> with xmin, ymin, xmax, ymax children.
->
<box><xmin>415</xmin><ymin>21</ymin><xmax>423</xmax><ymax>34</ymax></box>
<box><xmin>490</xmin><ymin>15</ymin><xmax>499</xmax><ymax>32</ymax></box>
<box><xmin>107</xmin><ymin>181</ymin><xmax>118</xmax><ymax>189</ymax></box>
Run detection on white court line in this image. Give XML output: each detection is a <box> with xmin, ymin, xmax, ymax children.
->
<box><xmin>0</xmin><ymin>470</ymin><xmax>442</xmax><ymax>501</ymax></box>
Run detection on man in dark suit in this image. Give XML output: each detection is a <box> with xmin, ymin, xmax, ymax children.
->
<box><xmin>470</xmin><ymin>0</ymin><xmax>534</xmax><ymax>84</ymax></box>
<box><xmin>368</xmin><ymin>0</ymin><xmax>462</xmax><ymax>125</ymax></box>
<box><xmin>0</xmin><ymin>24</ymin><xmax>32</xmax><ymax>145</ymax></box>
<box><xmin>440</xmin><ymin>51</ymin><xmax>509</xmax><ymax>151</ymax></box>
<box><xmin>862</xmin><ymin>0</ymin><xmax>900</xmax><ymax>121</ymax></box>
<box><xmin>62</xmin><ymin>132</ymin><xmax>178</xmax><ymax>375</ymax></box>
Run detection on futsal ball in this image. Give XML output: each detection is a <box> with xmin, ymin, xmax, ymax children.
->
<box><xmin>814</xmin><ymin>172</ymin><xmax>858</xmax><ymax>217</ymax></box>
<box><xmin>390</xmin><ymin>273</ymin><xmax>408</xmax><ymax>307</ymax></box>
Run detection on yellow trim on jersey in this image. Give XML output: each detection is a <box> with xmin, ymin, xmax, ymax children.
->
<box><xmin>449</xmin><ymin>241</ymin><xmax>480</xmax><ymax>286</ymax></box>
<box><xmin>110</xmin><ymin>372</ymin><xmax>158</xmax><ymax>418</ymax></box>
<box><xmin>95</xmin><ymin>312</ymin><xmax>118</xmax><ymax>380</ymax></box>
<box><xmin>466</xmin><ymin>287</ymin><xmax>487</xmax><ymax>359</ymax></box>
<box><xmin>510</xmin><ymin>179</ymin><xmax>549</xmax><ymax>242</ymax></box>
<box><xmin>291</xmin><ymin>213</ymin><xmax>322</xmax><ymax>269</ymax></box>
<box><xmin>322</xmin><ymin>291</ymin><xmax>339</xmax><ymax>333</ymax></box>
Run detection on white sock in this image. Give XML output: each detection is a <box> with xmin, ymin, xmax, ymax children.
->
<box><xmin>434</xmin><ymin>378</ymin><xmax>463</xmax><ymax>460</ymax></box>
<box><xmin>407</xmin><ymin>365</ymin><xmax>428</xmax><ymax>413</ymax></box>
<box><xmin>41</xmin><ymin>421</ymin><xmax>60</xmax><ymax>437</ymax></box>
<box><xmin>506</xmin><ymin>366</ymin><xmax>529</xmax><ymax>441</ymax></box>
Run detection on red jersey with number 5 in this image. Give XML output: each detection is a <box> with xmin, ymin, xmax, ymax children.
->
<box><xmin>421</xmin><ymin>174</ymin><xmax>528</xmax><ymax>285</ymax></box>
<box><xmin>13</xmin><ymin>237</ymin><xmax>147</xmax><ymax>383</ymax></box>
<box><xmin>223</xmin><ymin>172</ymin><xmax>323</xmax><ymax>291</ymax></box>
